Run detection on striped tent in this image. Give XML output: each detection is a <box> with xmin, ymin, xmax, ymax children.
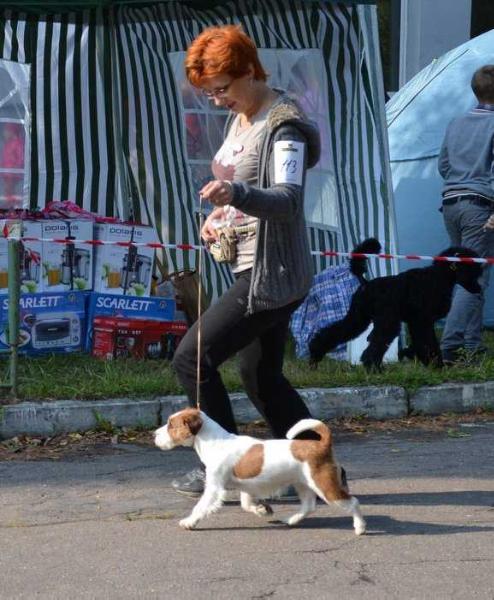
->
<box><xmin>0</xmin><ymin>0</ymin><xmax>395</xmax><ymax>299</ymax></box>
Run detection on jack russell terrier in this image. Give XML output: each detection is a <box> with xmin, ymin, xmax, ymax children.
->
<box><xmin>154</xmin><ymin>408</ymin><xmax>366</xmax><ymax>535</ymax></box>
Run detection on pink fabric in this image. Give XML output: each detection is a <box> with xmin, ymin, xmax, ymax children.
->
<box><xmin>0</xmin><ymin>124</ymin><xmax>24</xmax><ymax>203</ymax></box>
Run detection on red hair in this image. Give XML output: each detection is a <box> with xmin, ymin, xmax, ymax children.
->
<box><xmin>185</xmin><ymin>24</ymin><xmax>267</xmax><ymax>87</ymax></box>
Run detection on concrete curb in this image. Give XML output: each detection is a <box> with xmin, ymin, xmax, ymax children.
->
<box><xmin>410</xmin><ymin>381</ymin><xmax>494</xmax><ymax>415</ymax></box>
<box><xmin>1</xmin><ymin>382</ymin><xmax>493</xmax><ymax>439</ymax></box>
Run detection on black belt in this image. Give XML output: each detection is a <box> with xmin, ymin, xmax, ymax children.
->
<box><xmin>442</xmin><ymin>194</ymin><xmax>494</xmax><ymax>208</ymax></box>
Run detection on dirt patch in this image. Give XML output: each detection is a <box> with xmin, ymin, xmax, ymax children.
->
<box><xmin>0</xmin><ymin>429</ymin><xmax>155</xmax><ymax>462</ymax></box>
<box><xmin>1</xmin><ymin>410</ymin><xmax>493</xmax><ymax>462</ymax></box>
<box><xmin>242</xmin><ymin>409</ymin><xmax>494</xmax><ymax>438</ymax></box>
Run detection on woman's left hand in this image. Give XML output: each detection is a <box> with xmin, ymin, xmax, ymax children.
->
<box><xmin>199</xmin><ymin>180</ymin><xmax>233</xmax><ymax>207</ymax></box>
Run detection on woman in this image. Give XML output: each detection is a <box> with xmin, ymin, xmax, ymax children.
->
<box><xmin>172</xmin><ymin>24</ymin><xmax>321</xmax><ymax>497</ymax></box>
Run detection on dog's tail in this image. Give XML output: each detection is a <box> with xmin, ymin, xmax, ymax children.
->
<box><xmin>286</xmin><ymin>418</ymin><xmax>332</xmax><ymax>450</ymax></box>
<box><xmin>349</xmin><ymin>237</ymin><xmax>381</xmax><ymax>282</ymax></box>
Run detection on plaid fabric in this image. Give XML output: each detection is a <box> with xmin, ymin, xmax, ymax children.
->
<box><xmin>290</xmin><ymin>265</ymin><xmax>361</xmax><ymax>360</ymax></box>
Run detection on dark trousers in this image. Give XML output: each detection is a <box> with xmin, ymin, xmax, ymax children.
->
<box><xmin>172</xmin><ymin>270</ymin><xmax>311</xmax><ymax>437</ymax></box>
<box><xmin>441</xmin><ymin>197</ymin><xmax>494</xmax><ymax>351</ymax></box>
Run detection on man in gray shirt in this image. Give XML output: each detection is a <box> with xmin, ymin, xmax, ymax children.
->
<box><xmin>438</xmin><ymin>64</ymin><xmax>494</xmax><ymax>363</ymax></box>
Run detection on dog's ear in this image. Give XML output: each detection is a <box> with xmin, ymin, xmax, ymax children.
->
<box><xmin>184</xmin><ymin>412</ymin><xmax>203</xmax><ymax>435</ymax></box>
<box><xmin>167</xmin><ymin>409</ymin><xmax>203</xmax><ymax>443</ymax></box>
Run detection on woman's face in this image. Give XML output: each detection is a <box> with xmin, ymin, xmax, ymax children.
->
<box><xmin>200</xmin><ymin>73</ymin><xmax>255</xmax><ymax>114</ymax></box>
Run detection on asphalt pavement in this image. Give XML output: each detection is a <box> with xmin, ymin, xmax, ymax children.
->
<box><xmin>1</xmin><ymin>422</ymin><xmax>494</xmax><ymax>599</ymax></box>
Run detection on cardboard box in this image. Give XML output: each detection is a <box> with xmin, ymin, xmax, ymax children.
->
<box><xmin>0</xmin><ymin>220</ymin><xmax>43</xmax><ymax>295</ymax></box>
<box><xmin>0</xmin><ymin>291</ymin><xmax>86</xmax><ymax>355</ymax></box>
<box><xmin>0</xmin><ymin>219</ymin><xmax>21</xmax><ymax>294</ymax></box>
<box><xmin>0</xmin><ymin>219</ymin><xmax>94</xmax><ymax>294</ymax></box>
<box><xmin>93</xmin><ymin>223</ymin><xmax>156</xmax><ymax>296</ymax></box>
<box><xmin>86</xmin><ymin>292</ymin><xmax>176</xmax><ymax>350</ymax></box>
<box><xmin>92</xmin><ymin>316</ymin><xmax>187</xmax><ymax>360</ymax></box>
<box><xmin>39</xmin><ymin>219</ymin><xmax>94</xmax><ymax>293</ymax></box>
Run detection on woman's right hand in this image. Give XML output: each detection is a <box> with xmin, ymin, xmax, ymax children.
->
<box><xmin>201</xmin><ymin>207</ymin><xmax>224</xmax><ymax>243</ymax></box>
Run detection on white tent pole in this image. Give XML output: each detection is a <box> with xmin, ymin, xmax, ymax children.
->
<box><xmin>359</xmin><ymin>3</ymin><xmax>399</xmax><ymax>267</ymax></box>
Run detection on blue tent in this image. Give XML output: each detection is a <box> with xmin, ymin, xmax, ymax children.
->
<box><xmin>387</xmin><ymin>30</ymin><xmax>494</xmax><ymax>325</ymax></box>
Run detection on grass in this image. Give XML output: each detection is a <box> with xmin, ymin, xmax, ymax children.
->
<box><xmin>1</xmin><ymin>331</ymin><xmax>494</xmax><ymax>401</ymax></box>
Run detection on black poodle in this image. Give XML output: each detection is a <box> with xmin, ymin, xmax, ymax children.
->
<box><xmin>308</xmin><ymin>242</ymin><xmax>483</xmax><ymax>371</ymax></box>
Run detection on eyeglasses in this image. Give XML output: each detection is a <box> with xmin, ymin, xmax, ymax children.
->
<box><xmin>201</xmin><ymin>81</ymin><xmax>233</xmax><ymax>99</ymax></box>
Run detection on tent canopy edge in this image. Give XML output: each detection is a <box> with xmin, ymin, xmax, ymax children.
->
<box><xmin>3</xmin><ymin>0</ymin><xmax>377</xmax><ymax>14</ymax></box>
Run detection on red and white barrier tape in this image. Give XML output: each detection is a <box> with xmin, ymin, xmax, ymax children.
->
<box><xmin>5</xmin><ymin>236</ymin><xmax>493</xmax><ymax>265</ymax></box>
<box><xmin>315</xmin><ymin>250</ymin><xmax>493</xmax><ymax>265</ymax></box>
<box><xmin>10</xmin><ymin>236</ymin><xmax>200</xmax><ymax>252</ymax></box>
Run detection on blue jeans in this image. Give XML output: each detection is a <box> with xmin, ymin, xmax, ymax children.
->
<box><xmin>441</xmin><ymin>197</ymin><xmax>494</xmax><ymax>351</ymax></box>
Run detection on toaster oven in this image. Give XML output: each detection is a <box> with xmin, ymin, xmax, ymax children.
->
<box><xmin>31</xmin><ymin>313</ymin><xmax>81</xmax><ymax>349</ymax></box>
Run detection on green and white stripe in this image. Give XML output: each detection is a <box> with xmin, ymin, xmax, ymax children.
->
<box><xmin>0</xmin><ymin>0</ymin><xmax>393</xmax><ymax>300</ymax></box>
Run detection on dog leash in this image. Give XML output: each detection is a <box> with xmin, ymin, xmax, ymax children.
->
<box><xmin>195</xmin><ymin>196</ymin><xmax>205</xmax><ymax>411</ymax></box>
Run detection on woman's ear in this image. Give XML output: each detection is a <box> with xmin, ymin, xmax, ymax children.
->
<box><xmin>246</xmin><ymin>63</ymin><xmax>255</xmax><ymax>80</ymax></box>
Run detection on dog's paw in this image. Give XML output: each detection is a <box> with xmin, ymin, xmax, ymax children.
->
<box><xmin>179</xmin><ymin>517</ymin><xmax>198</xmax><ymax>530</ymax></box>
<box><xmin>354</xmin><ymin>519</ymin><xmax>366</xmax><ymax>536</ymax></box>
<box><xmin>283</xmin><ymin>514</ymin><xmax>304</xmax><ymax>527</ymax></box>
<box><xmin>253</xmin><ymin>501</ymin><xmax>273</xmax><ymax>517</ymax></box>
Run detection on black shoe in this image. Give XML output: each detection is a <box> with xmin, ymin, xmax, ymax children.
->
<box><xmin>171</xmin><ymin>468</ymin><xmax>205</xmax><ymax>498</ymax></box>
<box><xmin>464</xmin><ymin>345</ymin><xmax>488</xmax><ymax>358</ymax></box>
<box><xmin>441</xmin><ymin>347</ymin><xmax>463</xmax><ymax>366</ymax></box>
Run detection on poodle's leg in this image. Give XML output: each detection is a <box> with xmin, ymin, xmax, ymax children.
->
<box><xmin>398</xmin><ymin>345</ymin><xmax>416</xmax><ymax>361</ymax></box>
<box><xmin>408</xmin><ymin>320</ymin><xmax>443</xmax><ymax>367</ymax></box>
<box><xmin>360</xmin><ymin>319</ymin><xmax>400</xmax><ymax>371</ymax></box>
<box><xmin>309</xmin><ymin>297</ymin><xmax>371</xmax><ymax>363</ymax></box>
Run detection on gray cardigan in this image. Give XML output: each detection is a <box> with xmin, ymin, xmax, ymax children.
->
<box><xmin>227</xmin><ymin>93</ymin><xmax>321</xmax><ymax>313</ymax></box>
<box><xmin>438</xmin><ymin>107</ymin><xmax>494</xmax><ymax>200</ymax></box>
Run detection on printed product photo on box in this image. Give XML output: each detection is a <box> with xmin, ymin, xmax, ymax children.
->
<box><xmin>92</xmin><ymin>316</ymin><xmax>187</xmax><ymax>360</ymax></box>
<box><xmin>0</xmin><ymin>219</ymin><xmax>42</xmax><ymax>295</ymax></box>
<box><xmin>0</xmin><ymin>219</ymin><xmax>21</xmax><ymax>294</ymax></box>
<box><xmin>93</xmin><ymin>223</ymin><xmax>156</xmax><ymax>296</ymax></box>
<box><xmin>0</xmin><ymin>291</ymin><xmax>86</xmax><ymax>355</ymax></box>
<box><xmin>86</xmin><ymin>292</ymin><xmax>176</xmax><ymax>349</ymax></box>
<box><xmin>39</xmin><ymin>219</ymin><xmax>94</xmax><ymax>293</ymax></box>
<box><xmin>20</xmin><ymin>221</ymin><xmax>43</xmax><ymax>294</ymax></box>
<box><xmin>0</xmin><ymin>220</ymin><xmax>43</xmax><ymax>295</ymax></box>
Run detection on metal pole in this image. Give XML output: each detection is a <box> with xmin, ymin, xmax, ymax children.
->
<box><xmin>389</xmin><ymin>0</ymin><xmax>402</xmax><ymax>93</ymax></box>
<box><xmin>7</xmin><ymin>239</ymin><xmax>20</xmax><ymax>398</ymax></box>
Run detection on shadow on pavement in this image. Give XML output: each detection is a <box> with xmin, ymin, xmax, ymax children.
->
<box><xmin>194</xmin><ymin>514</ymin><xmax>494</xmax><ymax>536</ymax></box>
<box><xmin>360</xmin><ymin>490</ymin><xmax>494</xmax><ymax>507</ymax></box>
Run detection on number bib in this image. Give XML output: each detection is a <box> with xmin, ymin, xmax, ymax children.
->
<box><xmin>274</xmin><ymin>140</ymin><xmax>305</xmax><ymax>185</ymax></box>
